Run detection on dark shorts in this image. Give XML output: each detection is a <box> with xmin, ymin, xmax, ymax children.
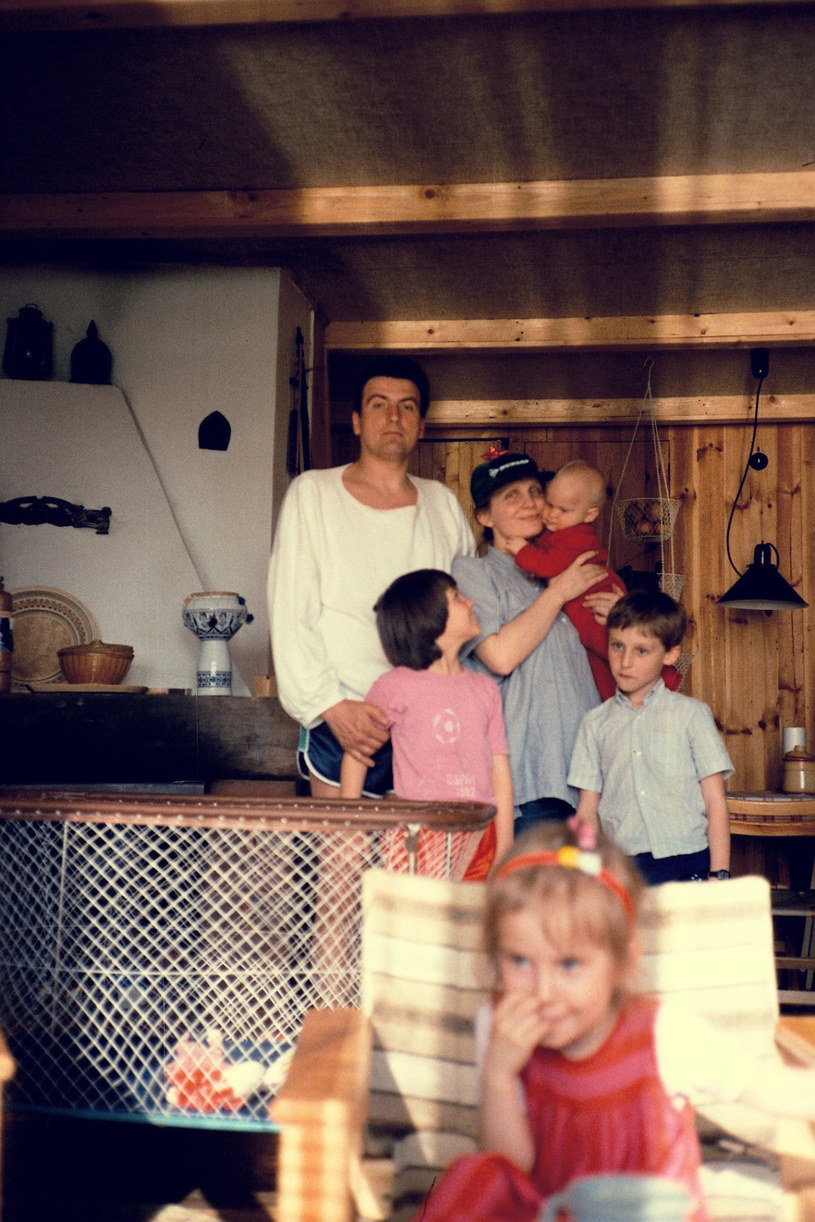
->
<box><xmin>514</xmin><ymin>797</ymin><xmax>575</xmax><ymax>838</ymax></box>
<box><xmin>633</xmin><ymin>847</ymin><xmax>710</xmax><ymax>885</ymax></box>
<box><xmin>297</xmin><ymin>721</ymin><xmax>394</xmax><ymax>798</ymax></box>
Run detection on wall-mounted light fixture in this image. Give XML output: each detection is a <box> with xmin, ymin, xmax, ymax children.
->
<box><xmin>717</xmin><ymin>348</ymin><xmax>807</xmax><ymax>612</ymax></box>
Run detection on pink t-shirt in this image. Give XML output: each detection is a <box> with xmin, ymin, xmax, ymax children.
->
<box><xmin>366</xmin><ymin>666</ymin><xmax>508</xmax><ymax>802</ymax></box>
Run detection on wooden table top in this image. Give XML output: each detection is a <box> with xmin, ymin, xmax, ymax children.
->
<box><xmin>729</xmin><ymin>791</ymin><xmax>815</xmax><ymax>835</ymax></box>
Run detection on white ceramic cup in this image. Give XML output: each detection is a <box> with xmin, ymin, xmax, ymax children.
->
<box><xmin>783</xmin><ymin>727</ymin><xmax>808</xmax><ymax>755</ymax></box>
<box><xmin>539</xmin><ymin>1174</ymin><xmax>693</xmax><ymax>1222</ymax></box>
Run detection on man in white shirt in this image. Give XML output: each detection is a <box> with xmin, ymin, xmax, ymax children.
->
<box><xmin>268</xmin><ymin>356</ymin><xmax>475</xmax><ymax>798</ymax></box>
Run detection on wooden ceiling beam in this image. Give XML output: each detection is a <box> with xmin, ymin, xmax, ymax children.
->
<box><xmin>326</xmin><ymin>313</ymin><xmax>815</xmax><ymax>351</ymax></box>
<box><xmin>1</xmin><ymin>172</ymin><xmax>814</xmax><ymax>239</ymax></box>
<box><xmin>425</xmin><ymin>394</ymin><xmax>815</xmax><ymax>426</ymax></box>
<box><xmin>1</xmin><ymin>0</ymin><xmax>811</xmax><ymax>33</ymax></box>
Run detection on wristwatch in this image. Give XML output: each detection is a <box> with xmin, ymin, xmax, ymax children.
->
<box><xmin>708</xmin><ymin>869</ymin><xmax>731</xmax><ymax>880</ymax></box>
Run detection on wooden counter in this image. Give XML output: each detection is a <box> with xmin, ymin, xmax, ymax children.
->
<box><xmin>730</xmin><ymin>792</ymin><xmax>815</xmax><ymax>833</ymax></box>
<box><xmin>729</xmin><ymin>792</ymin><xmax>815</xmax><ymax>889</ymax></box>
<box><xmin>0</xmin><ymin>693</ymin><xmax>300</xmax><ymax>786</ymax></box>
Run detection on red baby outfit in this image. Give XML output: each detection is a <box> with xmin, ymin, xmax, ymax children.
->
<box><xmin>411</xmin><ymin>997</ymin><xmax>707</xmax><ymax>1222</ymax></box>
<box><xmin>515</xmin><ymin>524</ymin><xmax>681</xmax><ymax>700</ymax></box>
<box><xmin>515</xmin><ymin>522</ymin><xmax>620</xmax><ymax>699</ymax></box>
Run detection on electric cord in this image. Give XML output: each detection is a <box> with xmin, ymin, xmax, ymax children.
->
<box><xmin>723</xmin><ymin>375</ymin><xmax>764</xmax><ymax>578</ymax></box>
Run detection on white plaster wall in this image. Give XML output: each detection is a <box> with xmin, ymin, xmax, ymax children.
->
<box><xmin>1</xmin><ymin>382</ymin><xmax>202</xmax><ymax>690</ymax></box>
<box><xmin>0</xmin><ymin>266</ymin><xmax>312</xmax><ymax>694</ymax></box>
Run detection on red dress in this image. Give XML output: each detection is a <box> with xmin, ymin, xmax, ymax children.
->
<box><xmin>411</xmin><ymin>997</ymin><xmax>708</xmax><ymax>1222</ymax></box>
<box><xmin>515</xmin><ymin>524</ymin><xmax>681</xmax><ymax>700</ymax></box>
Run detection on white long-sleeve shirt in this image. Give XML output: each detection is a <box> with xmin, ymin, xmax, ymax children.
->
<box><xmin>267</xmin><ymin>465</ymin><xmax>475</xmax><ymax>728</ymax></box>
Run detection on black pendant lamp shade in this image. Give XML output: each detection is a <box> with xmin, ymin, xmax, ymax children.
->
<box><xmin>718</xmin><ymin>543</ymin><xmax>808</xmax><ymax>611</ymax></box>
<box><xmin>718</xmin><ymin>350</ymin><xmax>807</xmax><ymax>613</ymax></box>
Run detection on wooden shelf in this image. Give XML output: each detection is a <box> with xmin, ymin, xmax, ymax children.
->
<box><xmin>326</xmin><ymin>311</ymin><xmax>815</xmax><ymax>353</ymax></box>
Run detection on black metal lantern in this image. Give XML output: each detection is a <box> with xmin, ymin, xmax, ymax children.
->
<box><xmin>3</xmin><ymin>304</ymin><xmax>53</xmax><ymax>381</ymax></box>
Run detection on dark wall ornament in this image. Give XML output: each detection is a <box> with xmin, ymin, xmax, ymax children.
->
<box><xmin>70</xmin><ymin>320</ymin><xmax>113</xmax><ymax>385</ymax></box>
<box><xmin>198</xmin><ymin>411</ymin><xmax>231</xmax><ymax>451</ymax></box>
<box><xmin>0</xmin><ymin>495</ymin><xmax>111</xmax><ymax>535</ymax></box>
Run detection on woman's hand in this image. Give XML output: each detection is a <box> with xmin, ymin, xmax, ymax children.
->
<box><xmin>583</xmin><ymin>584</ymin><xmax>625</xmax><ymax>625</ymax></box>
<box><xmin>474</xmin><ymin>550</ymin><xmax>608</xmax><ymax>677</ymax></box>
<box><xmin>547</xmin><ymin>550</ymin><xmax>609</xmax><ymax>604</ymax></box>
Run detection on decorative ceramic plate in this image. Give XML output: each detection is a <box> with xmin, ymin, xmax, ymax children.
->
<box><xmin>10</xmin><ymin>587</ymin><xmax>98</xmax><ymax>692</ymax></box>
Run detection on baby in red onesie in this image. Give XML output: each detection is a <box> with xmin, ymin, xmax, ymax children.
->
<box><xmin>513</xmin><ymin>460</ymin><xmax>679</xmax><ymax>700</ymax></box>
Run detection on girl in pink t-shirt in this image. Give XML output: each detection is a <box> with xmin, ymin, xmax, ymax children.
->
<box><xmin>340</xmin><ymin>568</ymin><xmax>513</xmax><ymax>878</ymax></box>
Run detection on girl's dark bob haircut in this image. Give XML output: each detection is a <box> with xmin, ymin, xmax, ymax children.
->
<box><xmin>375</xmin><ymin>568</ymin><xmax>456</xmax><ymax>670</ymax></box>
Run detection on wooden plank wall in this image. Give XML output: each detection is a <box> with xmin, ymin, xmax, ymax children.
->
<box><xmin>407</xmin><ymin>420</ymin><xmax>813</xmax><ymax>795</ymax></box>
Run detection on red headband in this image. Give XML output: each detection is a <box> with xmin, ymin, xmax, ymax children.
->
<box><xmin>494</xmin><ymin>846</ymin><xmax>635</xmax><ymax>920</ymax></box>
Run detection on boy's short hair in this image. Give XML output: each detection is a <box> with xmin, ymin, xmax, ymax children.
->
<box><xmin>353</xmin><ymin>356</ymin><xmax>431</xmax><ymax>417</ymax></box>
<box><xmin>606</xmin><ymin>589</ymin><xmax>687</xmax><ymax>650</ymax></box>
<box><xmin>374</xmin><ymin>569</ymin><xmax>455</xmax><ymax>670</ymax></box>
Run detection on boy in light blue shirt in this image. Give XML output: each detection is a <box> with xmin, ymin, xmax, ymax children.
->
<box><xmin>568</xmin><ymin>589</ymin><xmax>732</xmax><ymax>884</ymax></box>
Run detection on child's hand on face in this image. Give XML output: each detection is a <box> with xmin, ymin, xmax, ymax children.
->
<box><xmin>485</xmin><ymin>990</ymin><xmax>550</xmax><ymax>1081</ymax></box>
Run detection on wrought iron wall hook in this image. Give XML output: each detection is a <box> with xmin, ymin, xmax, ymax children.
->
<box><xmin>0</xmin><ymin>495</ymin><xmax>112</xmax><ymax>535</ymax></box>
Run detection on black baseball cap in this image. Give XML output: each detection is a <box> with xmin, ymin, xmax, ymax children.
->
<box><xmin>470</xmin><ymin>452</ymin><xmax>552</xmax><ymax>506</ymax></box>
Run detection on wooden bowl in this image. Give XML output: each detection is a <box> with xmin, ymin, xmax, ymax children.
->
<box><xmin>58</xmin><ymin>639</ymin><xmax>134</xmax><ymax>685</ymax></box>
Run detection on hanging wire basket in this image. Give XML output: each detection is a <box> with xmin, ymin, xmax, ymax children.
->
<box><xmin>615</xmin><ymin>497</ymin><xmax>681</xmax><ymax>543</ymax></box>
<box><xmin>674</xmin><ymin>651</ymin><xmax>694</xmax><ymax>688</ymax></box>
<box><xmin>659</xmin><ymin>571</ymin><xmax>688</xmax><ymax>601</ymax></box>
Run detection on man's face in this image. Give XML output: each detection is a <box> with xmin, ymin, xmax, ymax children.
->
<box><xmin>352</xmin><ymin>376</ymin><xmax>425</xmax><ymax>462</ymax></box>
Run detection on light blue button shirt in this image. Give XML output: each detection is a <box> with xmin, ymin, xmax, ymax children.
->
<box><xmin>568</xmin><ymin>679</ymin><xmax>733</xmax><ymax>858</ymax></box>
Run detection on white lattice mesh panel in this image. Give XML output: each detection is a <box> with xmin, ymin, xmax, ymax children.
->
<box><xmin>0</xmin><ymin>814</ymin><xmax>482</xmax><ymax>1128</ymax></box>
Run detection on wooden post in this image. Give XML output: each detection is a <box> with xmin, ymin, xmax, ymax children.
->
<box><xmin>271</xmin><ymin>1009</ymin><xmax>371</xmax><ymax>1222</ymax></box>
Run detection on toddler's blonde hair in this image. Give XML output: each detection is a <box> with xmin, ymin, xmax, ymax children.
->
<box><xmin>484</xmin><ymin>822</ymin><xmax>644</xmax><ymax>984</ymax></box>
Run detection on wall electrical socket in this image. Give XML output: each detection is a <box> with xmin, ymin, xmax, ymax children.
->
<box><xmin>751</xmin><ymin>347</ymin><xmax>770</xmax><ymax>380</ymax></box>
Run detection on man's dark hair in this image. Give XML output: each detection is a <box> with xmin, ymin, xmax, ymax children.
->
<box><xmin>353</xmin><ymin>356</ymin><xmax>431</xmax><ymax>418</ymax></box>
<box><xmin>606</xmin><ymin>589</ymin><xmax>687</xmax><ymax>650</ymax></box>
<box><xmin>374</xmin><ymin>569</ymin><xmax>455</xmax><ymax>670</ymax></box>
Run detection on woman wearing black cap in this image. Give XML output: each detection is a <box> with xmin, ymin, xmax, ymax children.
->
<box><xmin>453</xmin><ymin>452</ymin><xmax>617</xmax><ymax>835</ymax></box>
